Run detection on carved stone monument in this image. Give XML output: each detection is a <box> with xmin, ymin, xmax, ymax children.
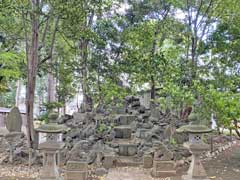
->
<box><xmin>4</xmin><ymin>107</ymin><xmax>24</xmax><ymax>163</ymax></box>
<box><xmin>177</xmin><ymin>124</ymin><xmax>212</xmax><ymax>180</ymax></box>
<box><xmin>5</xmin><ymin>107</ymin><xmax>22</xmax><ymax>132</ymax></box>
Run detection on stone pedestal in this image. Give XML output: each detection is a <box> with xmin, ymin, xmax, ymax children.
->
<box><xmin>151</xmin><ymin>160</ymin><xmax>176</xmax><ymax>178</ymax></box>
<box><xmin>65</xmin><ymin>161</ymin><xmax>88</xmax><ymax>180</ymax></box>
<box><xmin>38</xmin><ymin>142</ymin><xmax>64</xmax><ymax>180</ymax></box>
<box><xmin>5</xmin><ymin>132</ymin><xmax>24</xmax><ymax>163</ymax></box>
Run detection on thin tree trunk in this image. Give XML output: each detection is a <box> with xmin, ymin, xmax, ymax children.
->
<box><xmin>15</xmin><ymin>80</ymin><xmax>21</xmax><ymax>107</ymax></box>
<box><xmin>47</xmin><ymin>17</ymin><xmax>59</xmax><ymax>103</ymax></box>
<box><xmin>26</xmin><ymin>0</ymin><xmax>40</xmax><ymax>150</ymax></box>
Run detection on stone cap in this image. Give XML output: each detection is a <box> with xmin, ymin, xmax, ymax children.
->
<box><xmin>177</xmin><ymin>124</ymin><xmax>212</xmax><ymax>134</ymax></box>
<box><xmin>35</xmin><ymin>123</ymin><xmax>68</xmax><ymax>133</ymax></box>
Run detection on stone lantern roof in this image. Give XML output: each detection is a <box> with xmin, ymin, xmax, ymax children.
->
<box><xmin>35</xmin><ymin>113</ymin><xmax>68</xmax><ymax>133</ymax></box>
<box><xmin>177</xmin><ymin>124</ymin><xmax>212</xmax><ymax>134</ymax></box>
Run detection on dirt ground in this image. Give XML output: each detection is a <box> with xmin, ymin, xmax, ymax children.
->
<box><xmin>1</xmin><ymin>141</ymin><xmax>240</xmax><ymax>180</ymax></box>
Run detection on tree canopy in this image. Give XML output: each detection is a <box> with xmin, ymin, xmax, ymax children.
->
<box><xmin>1</xmin><ymin>0</ymin><xmax>240</xmax><ymax>138</ymax></box>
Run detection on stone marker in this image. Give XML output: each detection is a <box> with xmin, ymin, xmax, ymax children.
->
<box><xmin>143</xmin><ymin>154</ymin><xmax>153</xmax><ymax>168</ymax></box>
<box><xmin>5</xmin><ymin>107</ymin><xmax>22</xmax><ymax>132</ymax></box>
<box><xmin>65</xmin><ymin>161</ymin><xmax>88</xmax><ymax>180</ymax></box>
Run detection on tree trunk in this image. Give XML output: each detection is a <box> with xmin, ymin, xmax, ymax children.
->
<box><xmin>26</xmin><ymin>0</ymin><xmax>40</xmax><ymax>149</ymax></box>
<box><xmin>47</xmin><ymin>17</ymin><xmax>59</xmax><ymax>103</ymax></box>
<box><xmin>150</xmin><ymin>75</ymin><xmax>155</xmax><ymax>99</ymax></box>
<box><xmin>80</xmin><ymin>39</ymin><xmax>90</xmax><ymax>112</ymax></box>
<box><xmin>15</xmin><ymin>80</ymin><xmax>21</xmax><ymax>107</ymax></box>
<box><xmin>47</xmin><ymin>73</ymin><xmax>55</xmax><ymax>103</ymax></box>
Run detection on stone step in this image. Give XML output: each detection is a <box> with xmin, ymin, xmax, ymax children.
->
<box><xmin>115</xmin><ymin>156</ymin><xmax>142</xmax><ymax>167</ymax></box>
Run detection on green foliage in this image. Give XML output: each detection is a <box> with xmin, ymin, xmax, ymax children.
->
<box><xmin>43</xmin><ymin>102</ymin><xmax>63</xmax><ymax>112</ymax></box>
<box><xmin>1</xmin><ymin>0</ymin><xmax>240</xmax><ymax>133</ymax></box>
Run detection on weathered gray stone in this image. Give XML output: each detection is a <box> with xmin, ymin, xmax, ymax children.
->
<box><xmin>38</xmin><ymin>142</ymin><xmax>65</xmax><ymax>180</ymax></box>
<box><xmin>151</xmin><ymin>160</ymin><xmax>176</xmax><ymax>177</ymax></box>
<box><xmin>5</xmin><ymin>107</ymin><xmax>22</xmax><ymax>132</ymax></box>
<box><xmin>153</xmin><ymin>142</ymin><xmax>174</xmax><ymax>161</ymax></box>
<box><xmin>150</xmin><ymin>108</ymin><xmax>161</xmax><ymax>120</ymax></box>
<box><xmin>136</xmin><ymin>129</ymin><xmax>148</xmax><ymax>138</ymax></box>
<box><xmin>115</xmin><ymin>115</ymin><xmax>136</xmax><ymax>126</ymax></box>
<box><xmin>103</xmin><ymin>154</ymin><xmax>115</xmax><ymax>169</ymax></box>
<box><xmin>65</xmin><ymin>161</ymin><xmax>88</xmax><ymax>180</ymax></box>
<box><xmin>143</xmin><ymin>154</ymin><xmax>153</xmax><ymax>168</ymax></box>
<box><xmin>114</xmin><ymin>126</ymin><xmax>132</xmax><ymax>139</ymax></box>
<box><xmin>118</xmin><ymin>143</ymin><xmax>137</xmax><ymax>156</ymax></box>
<box><xmin>95</xmin><ymin>167</ymin><xmax>108</xmax><ymax>176</ymax></box>
<box><xmin>5</xmin><ymin>132</ymin><xmax>24</xmax><ymax>163</ymax></box>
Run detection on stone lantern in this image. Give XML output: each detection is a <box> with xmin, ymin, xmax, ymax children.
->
<box><xmin>177</xmin><ymin>124</ymin><xmax>212</xmax><ymax>180</ymax></box>
<box><xmin>36</xmin><ymin>113</ymin><xmax>67</xmax><ymax>180</ymax></box>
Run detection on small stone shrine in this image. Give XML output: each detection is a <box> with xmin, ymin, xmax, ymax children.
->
<box><xmin>36</xmin><ymin>113</ymin><xmax>67</xmax><ymax>180</ymax></box>
<box><xmin>177</xmin><ymin>124</ymin><xmax>212</xmax><ymax>180</ymax></box>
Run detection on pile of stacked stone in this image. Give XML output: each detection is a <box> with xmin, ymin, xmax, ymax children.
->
<box><xmin>111</xmin><ymin>114</ymin><xmax>141</xmax><ymax>166</ymax></box>
<box><xmin>55</xmin><ymin>95</ymin><xmax>191</xmax><ymax>179</ymax></box>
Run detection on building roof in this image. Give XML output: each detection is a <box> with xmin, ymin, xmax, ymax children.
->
<box><xmin>0</xmin><ymin>107</ymin><xmax>26</xmax><ymax>114</ymax></box>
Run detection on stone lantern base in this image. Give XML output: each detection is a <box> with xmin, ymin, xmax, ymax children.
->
<box><xmin>182</xmin><ymin>174</ymin><xmax>210</xmax><ymax>180</ymax></box>
<box><xmin>38</xmin><ymin>142</ymin><xmax>65</xmax><ymax>180</ymax></box>
<box><xmin>182</xmin><ymin>143</ymin><xmax>210</xmax><ymax>180</ymax></box>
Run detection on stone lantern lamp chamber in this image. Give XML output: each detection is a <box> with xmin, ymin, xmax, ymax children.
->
<box><xmin>177</xmin><ymin>124</ymin><xmax>212</xmax><ymax>180</ymax></box>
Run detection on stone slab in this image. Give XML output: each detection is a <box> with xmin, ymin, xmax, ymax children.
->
<box><xmin>114</xmin><ymin>126</ymin><xmax>132</xmax><ymax>139</ymax></box>
<box><xmin>151</xmin><ymin>160</ymin><xmax>176</xmax><ymax>178</ymax></box>
<box><xmin>65</xmin><ymin>171</ymin><xmax>88</xmax><ymax>180</ymax></box>
<box><xmin>65</xmin><ymin>161</ymin><xmax>88</xmax><ymax>180</ymax></box>
<box><xmin>118</xmin><ymin>143</ymin><xmax>137</xmax><ymax>156</ymax></box>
